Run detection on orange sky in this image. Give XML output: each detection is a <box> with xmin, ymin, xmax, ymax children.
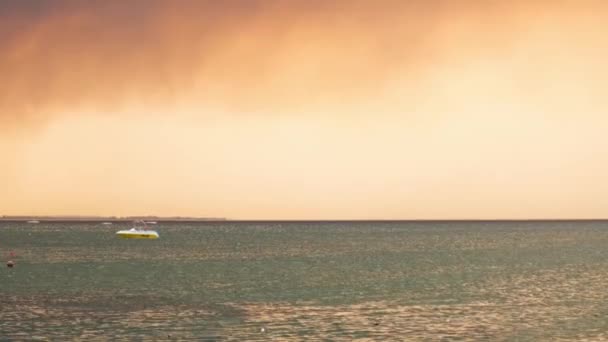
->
<box><xmin>2</xmin><ymin>1</ymin><xmax>608</xmax><ymax>219</ymax></box>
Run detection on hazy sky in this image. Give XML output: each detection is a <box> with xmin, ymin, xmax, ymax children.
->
<box><xmin>2</xmin><ymin>1</ymin><xmax>608</xmax><ymax>219</ymax></box>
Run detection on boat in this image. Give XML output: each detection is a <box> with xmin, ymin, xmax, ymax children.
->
<box><xmin>116</xmin><ymin>221</ymin><xmax>159</xmax><ymax>239</ymax></box>
<box><xmin>27</xmin><ymin>220</ymin><xmax>40</xmax><ymax>224</ymax></box>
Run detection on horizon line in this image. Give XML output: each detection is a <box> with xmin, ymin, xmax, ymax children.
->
<box><xmin>2</xmin><ymin>216</ymin><xmax>608</xmax><ymax>222</ymax></box>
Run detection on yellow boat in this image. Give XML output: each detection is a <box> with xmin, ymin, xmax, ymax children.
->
<box><xmin>116</xmin><ymin>221</ymin><xmax>159</xmax><ymax>239</ymax></box>
<box><xmin>116</xmin><ymin>228</ymin><xmax>159</xmax><ymax>239</ymax></box>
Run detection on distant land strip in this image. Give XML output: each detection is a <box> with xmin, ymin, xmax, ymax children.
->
<box><xmin>0</xmin><ymin>216</ymin><xmax>227</xmax><ymax>222</ymax></box>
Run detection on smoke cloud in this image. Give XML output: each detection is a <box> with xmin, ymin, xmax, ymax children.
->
<box><xmin>4</xmin><ymin>1</ymin><xmax>601</xmax><ymax>126</ymax></box>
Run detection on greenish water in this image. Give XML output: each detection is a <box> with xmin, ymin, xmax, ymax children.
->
<box><xmin>2</xmin><ymin>221</ymin><xmax>608</xmax><ymax>340</ymax></box>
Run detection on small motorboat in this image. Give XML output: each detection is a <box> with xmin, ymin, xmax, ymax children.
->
<box><xmin>116</xmin><ymin>221</ymin><xmax>159</xmax><ymax>239</ymax></box>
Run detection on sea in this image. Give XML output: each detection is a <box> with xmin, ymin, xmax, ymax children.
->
<box><xmin>2</xmin><ymin>220</ymin><xmax>608</xmax><ymax>341</ymax></box>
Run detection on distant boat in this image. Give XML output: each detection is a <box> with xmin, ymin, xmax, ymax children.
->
<box><xmin>101</xmin><ymin>222</ymin><xmax>113</xmax><ymax>225</ymax></box>
<box><xmin>145</xmin><ymin>221</ymin><xmax>157</xmax><ymax>225</ymax></box>
<box><xmin>27</xmin><ymin>220</ymin><xmax>39</xmax><ymax>224</ymax></box>
<box><xmin>116</xmin><ymin>221</ymin><xmax>159</xmax><ymax>239</ymax></box>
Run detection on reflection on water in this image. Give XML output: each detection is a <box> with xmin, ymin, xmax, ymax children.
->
<box><xmin>2</xmin><ymin>221</ymin><xmax>608</xmax><ymax>340</ymax></box>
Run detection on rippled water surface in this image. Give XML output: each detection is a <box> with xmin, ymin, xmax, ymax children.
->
<box><xmin>3</xmin><ymin>221</ymin><xmax>608</xmax><ymax>340</ymax></box>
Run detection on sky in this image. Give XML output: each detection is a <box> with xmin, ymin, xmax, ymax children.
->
<box><xmin>1</xmin><ymin>0</ymin><xmax>608</xmax><ymax>220</ymax></box>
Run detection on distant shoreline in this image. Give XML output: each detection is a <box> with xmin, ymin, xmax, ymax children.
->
<box><xmin>0</xmin><ymin>216</ymin><xmax>227</xmax><ymax>223</ymax></box>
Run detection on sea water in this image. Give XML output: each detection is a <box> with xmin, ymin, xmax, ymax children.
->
<box><xmin>2</xmin><ymin>221</ymin><xmax>608</xmax><ymax>340</ymax></box>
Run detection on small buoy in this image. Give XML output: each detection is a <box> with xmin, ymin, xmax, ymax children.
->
<box><xmin>260</xmin><ymin>327</ymin><xmax>265</xmax><ymax>333</ymax></box>
<box><xmin>7</xmin><ymin>260</ymin><xmax>14</xmax><ymax>268</ymax></box>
